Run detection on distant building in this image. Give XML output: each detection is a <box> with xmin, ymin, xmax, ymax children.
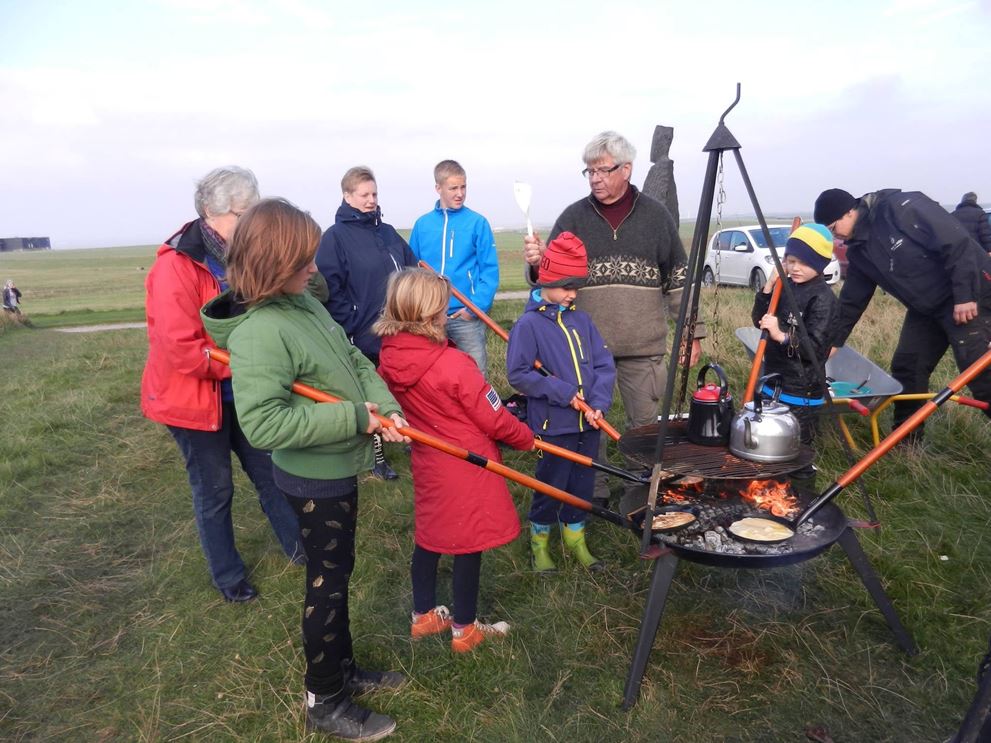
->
<box><xmin>0</xmin><ymin>237</ymin><xmax>52</xmax><ymax>252</ymax></box>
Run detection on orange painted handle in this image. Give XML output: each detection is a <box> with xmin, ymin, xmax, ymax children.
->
<box><xmin>416</xmin><ymin>260</ymin><xmax>621</xmax><ymax>442</ymax></box>
<box><xmin>744</xmin><ymin>216</ymin><xmax>801</xmax><ymax>404</ymax></box>
<box><xmin>744</xmin><ymin>278</ymin><xmax>781</xmax><ymax>403</ymax></box>
<box><xmin>836</xmin><ymin>346</ymin><xmax>991</xmax><ymax>488</ymax></box>
<box><xmin>206</xmin><ymin>348</ymin><xmax>632</xmax><ymax>525</ymax></box>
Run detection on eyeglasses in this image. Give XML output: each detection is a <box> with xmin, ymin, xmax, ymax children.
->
<box><xmin>230</xmin><ymin>209</ymin><xmax>246</xmax><ymax>219</ymax></box>
<box><xmin>581</xmin><ymin>163</ymin><xmax>623</xmax><ymax>179</ymax></box>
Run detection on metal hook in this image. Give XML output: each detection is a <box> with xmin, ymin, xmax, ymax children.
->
<box><xmin>718</xmin><ymin>83</ymin><xmax>741</xmax><ymax>126</ymax></box>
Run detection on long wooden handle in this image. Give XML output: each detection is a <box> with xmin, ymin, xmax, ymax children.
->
<box><xmin>796</xmin><ymin>345</ymin><xmax>991</xmax><ymax>525</ymax></box>
<box><xmin>744</xmin><ymin>278</ymin><xmax>781</xmax><ymax>403</ymax></box>
<box><xmin>207</xmin><ymin>348</ymin><xmax>635</xmax><ymax>529</ymax></box>
<box><xmin>743</xmin><ymin>215</ymin><xmax>800</xmax><ymax>404</ymax></box>
<box><xmin>416</xmin><ymin>261</ymin><xmax>622</xmax><ymax>442</ymax></box>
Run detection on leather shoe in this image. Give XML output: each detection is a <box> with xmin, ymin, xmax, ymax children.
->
<box><xmin>220</xmin><ymin>579</ymin><xmax>258</xmax><ymax>603</ymax></box>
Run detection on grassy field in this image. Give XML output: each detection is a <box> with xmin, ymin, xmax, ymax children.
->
<box><xmin>2</xmin><ymin>246</ymin><xmax>990</xmax><ymax>740</ymax></box>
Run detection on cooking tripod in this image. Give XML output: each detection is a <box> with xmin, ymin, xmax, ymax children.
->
<box><xmin>624</xmin><ymin>84</ymin><xmax>917</xmax><ymax>709</ymax></box>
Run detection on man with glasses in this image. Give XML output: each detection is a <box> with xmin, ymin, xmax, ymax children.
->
<box><xmin>814</xmin><ymin>187</ymin><xmax>991</xmax><ymax>443</ymax></box>
<box><xmin>523</xmin><ymin>131</ymin><xmax>703</xmax><ymax>514</ymax></box>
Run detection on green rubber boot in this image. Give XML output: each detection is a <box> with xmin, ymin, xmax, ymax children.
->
<box><xmin>562</xmin><ymin>522</ymin><xmax>603</xmax><ymax>571</ymax></box>
<box><xmin>529</xmin><ymin>524</ymin><xmax>557</xmax><ymax>573</ymax></box>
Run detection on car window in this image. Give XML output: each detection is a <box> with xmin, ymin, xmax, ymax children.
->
<box><xmin>716</xmin><ymin>231</ymin><xmax>733</xmax><ymax>251</ymax></box>
<box><xmin>748</xmin><ymin>227</ymin><xmax>790</xmax><ymax>249</ymax></box>
<box><xmin>728</xmin><ymin>231</ymin><xmax>749</xmax><ymax>250</ymax></box>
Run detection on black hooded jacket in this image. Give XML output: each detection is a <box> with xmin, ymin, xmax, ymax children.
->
<box><xmin>831</xmin><ymin>189</ymin><xmax>991</xmax><ymax>348</ymax></box>
<box><xmin>951</xmin><ymin>200</ymin><xmax>991</xmax><ymax>252</ymax></box>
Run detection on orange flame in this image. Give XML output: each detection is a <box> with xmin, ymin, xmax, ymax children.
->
<box><xmin>663</xmin><ymin>478</ymin><xmax>703</xmax><ymax>503</ymax></box>
<box><xmin>740</xmin><ymin>479</ymin><xmax>798</xmax><ymax>517</ymax></box>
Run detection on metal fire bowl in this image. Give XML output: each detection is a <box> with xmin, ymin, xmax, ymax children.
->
<box><xmin>618</xmin><ymin>421</ymin><xmax>814</xmax><ymax>480</ymax></box>
<box><xmin>631</xmin><ymin>500</ymin><xmax>849</xmax><ymax>569</ymax></box>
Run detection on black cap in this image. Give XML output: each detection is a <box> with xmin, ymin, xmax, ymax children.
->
<box><xmin>814</xmin><ymin>188</ymin><xmax>857</xmax><ymax>225</ymax></box>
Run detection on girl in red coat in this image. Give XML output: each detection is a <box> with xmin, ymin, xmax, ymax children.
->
<box><xmin>375</xmin><ymin>269</ymin><xmax>535</xmax><ymax>653</ymax></box>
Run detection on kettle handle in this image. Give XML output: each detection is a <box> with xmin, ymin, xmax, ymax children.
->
<box><xmin>696</xmin><ymin>363</ymin><xmax>730</xmax><ymax>401</ymax></box>
<box><xmin>743</xmin><ymin>417</ymin><xmax>758</xmax><ymax>449</ymax></box>
<box><xmin>755</xmin><ymin>373</ymin><xmax>784</xmax><ymax>415</ymax></box>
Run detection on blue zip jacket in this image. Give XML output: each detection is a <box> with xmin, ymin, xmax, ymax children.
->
<box><xmin>506</xmin><ymin>290</ymin><xmax>616</xmax><ymax>435</ymax></box>
<box><xmin>316</xmin><ymin>201</ymin><xmax>417</xmax><ymax>357</ymax></box>
<box><xmin>408</xmin><ymin>202</ymin><xmax>499</xmax><ymax>313</ymax></box>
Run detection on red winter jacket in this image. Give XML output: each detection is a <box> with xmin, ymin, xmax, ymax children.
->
<box><xmin>141</xmin><ymin>221</ymin><xmax>232</xmax><ymax>431</ymax></box>
<box><xmin>377</xmin><ymin>332</ymin><xmax>534</xmax><ymax>554</ymax></box>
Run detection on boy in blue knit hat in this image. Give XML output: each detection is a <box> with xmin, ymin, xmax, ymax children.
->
<box><xmin>751</xmin><ymin>223</ymin><xmax>838</xmax><ymax>476</ymax></box>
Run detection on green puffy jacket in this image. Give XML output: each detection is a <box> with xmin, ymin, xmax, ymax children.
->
<box><xmin>201</xmin><ymin>290</ymin><xmax>401</xmax><ymax>480</ymax></box>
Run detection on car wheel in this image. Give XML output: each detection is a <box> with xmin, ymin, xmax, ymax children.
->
<box><xmin>702</xmin><ymin>267</ymin><xmax>715</xmax><ymax>287</ymax></box>
<box><xmin>750</xmin><ymin>268</ymin><xmax>766</xmax><ymax>293</ymax></box>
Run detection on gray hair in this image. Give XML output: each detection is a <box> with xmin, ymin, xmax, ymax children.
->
<box><xmin>194</xmin><ymin>166</ymin><xmax>260</xmax><ymax>218</ymax></box>
<box><xmin>583</xmin><ymin>131</ymin><xmax>637</xmax><ymax>166</ymax></box>
<box><xmin>341</xmin><ymin>166</ymin><xmax>376</xmax><ymax>194</ymax></box>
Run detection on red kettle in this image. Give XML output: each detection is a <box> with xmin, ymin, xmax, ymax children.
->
<box><xmin>687</xmin><ymin>363</ymin><xmax>734</xmax><ymax>446</ymax></box>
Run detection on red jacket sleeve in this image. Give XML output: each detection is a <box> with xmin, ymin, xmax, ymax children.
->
<box><xmin>449</xmin><ymin>353</ymin><xmax>534</xmax><ymax>451</ymax></box>
<box><xmin>146</xmin><ymin>250</ymin><xmax>230</xmax><ymax>380</ymax></box>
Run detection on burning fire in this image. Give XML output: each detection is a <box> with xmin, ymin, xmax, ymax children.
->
<box><xmin>740</xmin><ymin>479</ymin><xmax>798</xmax><ymax>518</ymax></box>
<box><xmin>663</xmin><ymin>477</ymin><xmax>703</xmax><ymax>503</ymax></box>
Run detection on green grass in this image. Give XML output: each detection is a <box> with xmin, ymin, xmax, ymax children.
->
<box><xmin>2</xmin><ymin>280</ymin><xmax>989</xmax><ymax>741</ymax></box>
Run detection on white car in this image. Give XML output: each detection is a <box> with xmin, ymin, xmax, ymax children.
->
<box><xmin>702</xmin><ymin>225</ymin><xmax>841</xmax><ymax>291</ymax></box>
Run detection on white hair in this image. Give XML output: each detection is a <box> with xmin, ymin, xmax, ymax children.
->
<box><xmin>194</xmin><ymin>166</ymin><xmax>260</xmax><ymax>218</ymax></box>
<box><xmin>583</xmin><ymin>131</ymin><xmax>637</xmax><ymax>166</ymax></box>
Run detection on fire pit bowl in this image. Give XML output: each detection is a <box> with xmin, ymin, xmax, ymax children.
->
<box><xmin>630</xmin><ymin>498</ymin><xmax>848</xmax><ymax>569</ymax></box>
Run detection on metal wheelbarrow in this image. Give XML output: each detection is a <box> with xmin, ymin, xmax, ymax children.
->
<box><xmin>735</xmin><ymin>327</ymin><xmax>903</xmax><ymax>449</ymax></box>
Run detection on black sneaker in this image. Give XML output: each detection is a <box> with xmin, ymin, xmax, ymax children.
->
<box><xmin>371</xmin><ymin>460</ymin><xmax>399</xmax><ymax>481</ymax></box>
<box><xmin>348</xmin><ymin>665</ymin><xmax>407</xmax><ymax>695</ymax></box>
<box><xmin>305</xmin><ymin>692</ymin><xmax>396</xmax><ymax>741</ymax></box>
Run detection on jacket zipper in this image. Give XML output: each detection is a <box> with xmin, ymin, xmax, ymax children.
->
<box><xmin>590</xmin><ymin>191</ymin><xmax>640</xmax><ymax>241</ymax></box>
<box><xmin>556</xmin><ymin>311</ymin><xmax>585</xmax><ymax>431</ymax></box>
<box><xmin>440</xmin><ymin>211</ymin><xmax>449</xmax><ymax>275</ymax></box>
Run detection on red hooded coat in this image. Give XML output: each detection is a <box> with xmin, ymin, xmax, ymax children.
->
<box><xmin>377</xmin><ymin>333</ymin><xmax>534</xmax><ymax>554</ymax></box>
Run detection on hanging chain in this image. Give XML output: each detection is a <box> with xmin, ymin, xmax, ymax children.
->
<box><xmin>710</xmin><ymin>152</ymin><xmax>726</xmax><ymax>363</ymax></box>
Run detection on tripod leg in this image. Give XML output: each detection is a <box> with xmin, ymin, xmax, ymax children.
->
<box><xmin>622</xmin><ymin>552</ymin><xmax>679</xmax><ymax>710</ymax></box>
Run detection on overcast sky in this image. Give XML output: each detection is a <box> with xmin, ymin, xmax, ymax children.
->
<box><xmin>1</xmin><ymin>0</ymin><xmax>989</xmax><ymax>248</ymax></box>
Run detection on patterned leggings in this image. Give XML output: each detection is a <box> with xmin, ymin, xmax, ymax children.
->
<box><xmin>284</xmin><ymin>490</ymin><xmax>357</xmax><ymax>697</ymax></box>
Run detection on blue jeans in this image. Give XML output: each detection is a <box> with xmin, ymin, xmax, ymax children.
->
<box><xmin>168</xmin><ymin>402</ymin><xmax>302</xmax><ymax>590</ymax></box>
<box><xmin>446</xmin><ymin>315</ymin><xmax>488</xmax><ymax>377</ymax></box>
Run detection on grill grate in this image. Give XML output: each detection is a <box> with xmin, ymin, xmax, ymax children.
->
<box><xmin>618</xmin><ymin>421</ymin><xmax>814</xmax><ymax>480</ymax></box>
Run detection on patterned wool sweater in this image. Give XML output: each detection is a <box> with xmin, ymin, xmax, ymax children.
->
<box><xmin>534</xmin><ymin>185</ymin><xmax>704</xmax><ymax>358</ymax></box>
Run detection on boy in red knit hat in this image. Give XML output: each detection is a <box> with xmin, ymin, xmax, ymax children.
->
<box><xmin>506</xmin><ymin>232</ymin><xmax>616</xmax><ymax>572</ymax></box>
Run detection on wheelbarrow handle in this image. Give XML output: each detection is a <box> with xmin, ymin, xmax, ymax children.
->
<box><xmin>847</xmin><ymin>400</ymin><xmax>870</xmax><ymax>416</ymax></box>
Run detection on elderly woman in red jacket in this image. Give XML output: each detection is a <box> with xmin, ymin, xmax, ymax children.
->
<box><xmin>141</xmin><ymin>166</ymin><xmax>302</xmax><ymax>602</ymax></box>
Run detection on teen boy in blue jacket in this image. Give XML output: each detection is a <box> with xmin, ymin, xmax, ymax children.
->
<box><xmin>409</xmin><ymin>159</ymin><xmax>499</xmax><ymax>376</ymax></box>
<box><xmin>506</xmin><ymin>233</ymin><xmax>616</xmax><ymax>572</ymax></box>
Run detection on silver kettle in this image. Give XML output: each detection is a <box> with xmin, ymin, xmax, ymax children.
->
<box><xmin>728</xmin><ymin>374</ymin><xmax>802</xmax><ymax>463</ymax></box>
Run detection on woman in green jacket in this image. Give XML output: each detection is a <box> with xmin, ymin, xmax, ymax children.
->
<box><xmin>202</xmin><ymin>198</ymin><xmax>409</xmax><ymax>741</ymax></box>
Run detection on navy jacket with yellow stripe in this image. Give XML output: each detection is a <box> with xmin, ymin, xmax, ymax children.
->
<box><xmin>506</xmin><ymin>290</ymin><xmax>616</xmax><ymax>436</ymax></box>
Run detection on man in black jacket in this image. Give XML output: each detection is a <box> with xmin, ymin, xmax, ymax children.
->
<box><xmin>814</xmin><ymin>188</ymin><xmax>991</xmax><ymax>441</ymax></box>
<box><xmin>951</xmin><ymin>192</ymin><xmax>991</xmax><ymax>253</ymax></box>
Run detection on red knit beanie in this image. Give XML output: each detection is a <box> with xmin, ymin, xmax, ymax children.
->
<box><xmin>538</xmin><ymin>232</ymin><xmax>588</xmax><ymax>288</ymax></box>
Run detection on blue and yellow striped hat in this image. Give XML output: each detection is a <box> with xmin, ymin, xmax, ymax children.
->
<box><xmin>785</xmin><ymin>223</ymin><xmax>834</xmax><ymax>274</ymax></box>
